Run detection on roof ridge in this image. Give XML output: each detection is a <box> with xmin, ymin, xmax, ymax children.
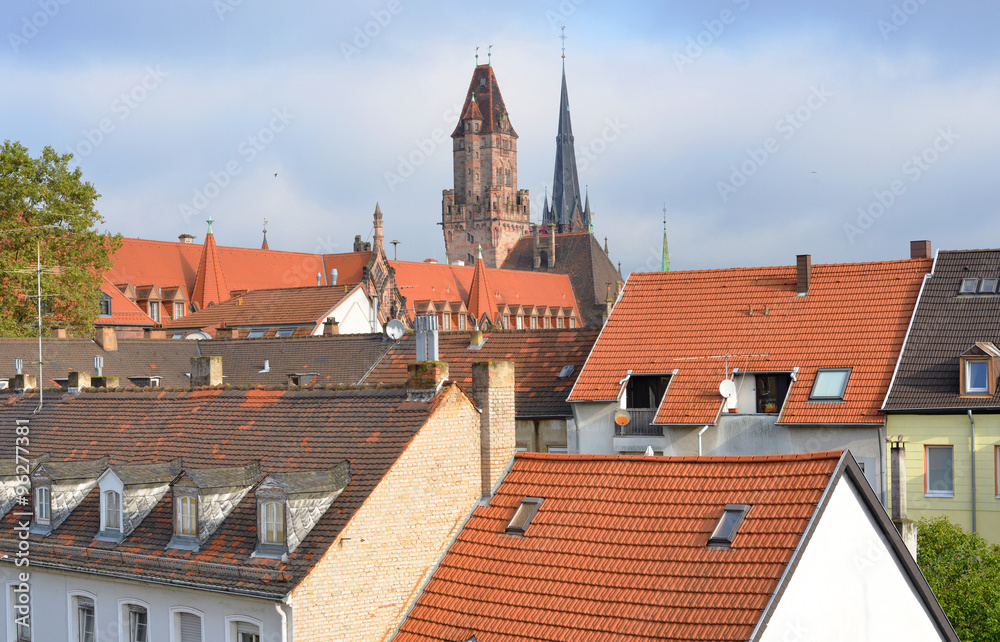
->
<box><xmin>514</xmin><ymin>450</ymin><xmax>845</xmax><ymax>463</ymax></box>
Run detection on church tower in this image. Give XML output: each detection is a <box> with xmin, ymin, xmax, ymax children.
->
<box><xmin>442</xmin><ymin>61</ymin><xmax>530</xmax><ymax>268</ymax></box>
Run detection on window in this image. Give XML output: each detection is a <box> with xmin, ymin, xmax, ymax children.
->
<box><xmin>965</xmin><ymin>360</ymin><xmax>989</xmax><ymax>394</ymax></box>
<box><xmin>458</xmin><ymin>314</ymin><xmax>466</xmax><ymax>330</ymax></box>
<box><xmin>441</xmin><ymin>314</ymin><xmax>451</xmax><ymax>331</ymax></box>
<box><xmin>556</xmin><ymin>317</ymin><xmax>564</xmax><ymax>329</ymax></box>
<box><xmin>626</xmin><ymin>375</ymin><xmax>670</xmax><ymax>409</ymax></box>
<box><xmin>173</xmin><ymin>302</ymin><xmax>185</xmax><ymax>319</ymax></box>
<box><xmin>177</xmin><ymin>495</ymin><xmax>197</xmax><ymax>536</ymax></box>
<box><xmin>73</xmin><ymin>595</ymin><xmax>96</xmax><ymax>642</ymax></box>
<box><xmin>99</xmin><ymin>296</ymin><xmax>111</xmax><ymax>317</ymax></box>
<box><xmin>543</xmin><ymin>317</ymin><xmax>550</xmax><ymax>329</ymax></box>
<box><xmin>123</xmin><ymin>604</ymin><xmax>149</xmax><ymax>642</ymax></box>
<box><xmin>229</xmin><ymin>620</ymin><xmax>262</xmax><ymax>642</ymax></box>
<box><xmin>569</xmin><ymin>317</ymin><xmax>576</xmax><ymax>329</ymax></box>
<box><xmin>260</xmin><ymin>501</ymin><xmax>285</xmax><ymax>545</ymax></box>
<box><xmin>810</xmin><ymin>368</ymin><xmax>851</xmax><ymax>400</ymax></box>
<box><xmin>147</xmin><ymin>301</ymin><xmax>160</xmax><ymax>323</ymax></box>
<box><xmin>34</xmin><ymin>486</ymin><xmax>50</xmax><ymax>523</ymax></box>
<box><xmin>960</xmin><ymin>278</ymin><xmax>979</xmax><ymax>294</ymax></box>
<box><xmin>506</xmin><ymin>497</ymin><xmax>543</xmax><ymax>535</ymax></box>
<box><xmin>708</xmin><ymin>504</ymin><xmax>750</xmax><ymax>546</ymax></box>
<box><xmin>755</xmin><ymin>374</ymin><xmax>790</xmax><ymax>413</ymax></box>
<box><xmin>980</xmin><ymin>278</ymin><xmax>998</xmax><ymax>293</ymax></box>
<box><xmin>104</xmin><ymin>490</ymin><xmax>121</xmax><ymax>531</ymax></box>
<box><xmin>10</xmin><ymin>583</ymin><xmax>30</xmax><ymax>641</ymax></box>
<box><xmin>173</xmin><ymin>611</ymin><xmax>203</xmax><ymax>642</ymax></box>
<box><xmin>246</xmin><ymin>329</ymin><xmax>266</xmax><ymax>339</ymax></box>
<box><xmin>515</xmin><ymin>316</ymin><xmax>523</xmax><ymax>330</ymax></box>
<box><xmin>925</xmin><ymin>445</ymin><xmax>954</xmax><ymax>497</ymax></box>
<box><xmin>529</xmin><ymin>316</ymin><xmax>537</xmax><ymax>329</ymax></box>
<box><xmin>274</xmin><ymin>328</ymin><xmax>294</xmax><ymax>338</ymax></box>
<box><xmin>503</xmin><ymin>315</ymin><xmax>510</xmax><ymax>330</ymax></box>
<box><xmin>558</xmin><ymin>365</ymin><xmax>574</xmax><ymax>378</ymax></box>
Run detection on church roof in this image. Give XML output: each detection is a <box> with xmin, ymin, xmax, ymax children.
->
<box><xmin>550</xmin><ymin>65</ymin><xmax>585</xmax><ymax>231</ymax></box>
<box><xmin>451</xmin><ymin>64</ymin><xmax>517</xmax><ymax>138</ymax></box>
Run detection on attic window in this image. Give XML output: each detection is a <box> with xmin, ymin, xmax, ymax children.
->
<box><xmin>275</xmin><ymin>328</ymin><xmax>294</xmax><ymax>338</ymax></box>
<box><xmin>981</xmin><ymin>278</ymin><xmax>999</xmax><ymax>294</ymax></box>
<box><xmin>626</xmin><ymin>375</ymin><xmax>670</xmax><ymax>409</ymax></box>
<box><xmin>959</xmin><ymin>278</ymin><xmax>979</xmax><ymax>294</ymax></box>
<box><xmin>964</xmin><ymin>360</ymin><xmax>989</xmax><ymax>394</ymax></box>
<box><xmin>708</xmin><ymin>504</ymin><xmax>750</xmax><ymax>546</ymax></box>
<box><xmin>506</xmin><ymin>497</ymin><xmax>543</xmax><ymax>535</ymax></box>
<box><xmin>558</xmin><ymin>365</ymin><xmax>574</xmax><ymax>378</ymax></box>
<box><xmin>34</xmin><ymin>486</ymin><xmax>51</xmax><ymax>523</ymax></box>
<box><xmin>810</xmin><ymin>368</ymin><xmax>851</xmax><ymax>400</ymax></box>
<box><xmin>99</xmin><ymin>296</ymin><xmax>112</xmax><ymax>317</ymax></box>
<box><xmin>247</xmin><ymin>329</ymin><xmax>266</xmax><ymax>339</ymax></box>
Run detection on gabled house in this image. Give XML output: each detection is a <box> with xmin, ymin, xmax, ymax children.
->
<box><xmin>392</xmin><ymin>450</ymin><xmax>958</xmax><ymax>641</ymax></box>
<box><xmin>0</xmin><ymin>356</ymin><xmax>516</xmax><ymax>642</ymax></box>
<box><xmin>882</xmin><ymin>248</ymin><xmax>1000</xmax><ymax>543</ymax></box>
<box><xmin>568</xmin><ymin>246</ymin><xmax>934</xmax><ymax>502</ymax></box>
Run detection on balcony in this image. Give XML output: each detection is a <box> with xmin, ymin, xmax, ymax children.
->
<box><xmin>615</xmin><ymin>408</ymin><xmax>663</xmax><ymax>437</ymax></box>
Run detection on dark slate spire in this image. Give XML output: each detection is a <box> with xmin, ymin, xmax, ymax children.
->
<box><xmin>551</xmin><ymin>62</ymin><xmax>583</xmax><ymax>232</ymax></box>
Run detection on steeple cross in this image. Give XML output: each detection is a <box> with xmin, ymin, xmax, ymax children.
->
<box><xmin>560</xmin><ymin>26</ymin><xmax>567</xmax><ymax>58</ymax></box>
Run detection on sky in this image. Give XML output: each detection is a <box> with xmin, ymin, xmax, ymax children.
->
<box><xmin>2</xmin><ymin>0</ymin><xmax>998</xmax><ymax>275</ymax></box>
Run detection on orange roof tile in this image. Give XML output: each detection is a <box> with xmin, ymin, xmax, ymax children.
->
<box><xmin>395</xmin><ymin>450</ymin><xmax>844</xmax><ymax>642</ymax></box>
<box><xmin>392</xmin><ymin>260</ymin><xmax>582</xmax><ymax>323</ymax></box>
<box><xmin>568</xmin><ymin>259</ymin><xmax>932</xmax><ymax>425</ymax></box>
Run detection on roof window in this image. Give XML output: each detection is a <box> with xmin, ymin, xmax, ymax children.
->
<box><xmin>506</xmin><ymin>497</ymin><xmax>543</xmax><ymax>535</ymax></box>
<box><xmin>558</xmin><ymin>365</ymin><xmax>574</xmax><ymax>378</ymax></box>
<box><xmin>275</xmin><ymin>328</ymin><xmax>294</xmax><ymax>338</ymax></box>
<box><xmin>708</xmin><ymin>504</ymin><xmax>750</xmax><ymax>546</ymax></box>
<box><xmin>247</xmin><ymin>329</ymin><xmax>266</xmax><ymax>339</ymax></box>
<box><xmin>980</xmin><ymin>278</ymin><xmax>999</xmax><ymax>294</ymax></box>
<box><xmin>960</xmin><ymin>278</ymin><xmax>979</xmax><ymax>294</ymax></box>
<box><xmin>810</xmin><ymin>368</ymin><xmax>851</xmax><ymax>400</ymax></box>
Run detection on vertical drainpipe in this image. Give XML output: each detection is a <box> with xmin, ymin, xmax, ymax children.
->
<box><xmin>968</xmin><ymin>410</ymin><xmax>977</xmax><ymax>533</ymax></box>
<box><xmin>276</xmin><ymin>601</ymin><xmax>291</xmax><ymax>642</ymax></box>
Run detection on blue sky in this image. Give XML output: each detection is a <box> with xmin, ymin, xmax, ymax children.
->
<box><xmin>3</xmin><ymin>0</ymin><xmax>998</xmax><ymax>274</ymax></box>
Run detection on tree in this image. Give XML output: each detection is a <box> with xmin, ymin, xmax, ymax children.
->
<box><xmin>0</xmin><ymin>141</ymin><xmax>121</xmax><ymax>337</ymax></box>
<box><xmin>917</xmin><ymin>516</ymin><xmax>1000</xmax><ymax>641</ymax></box>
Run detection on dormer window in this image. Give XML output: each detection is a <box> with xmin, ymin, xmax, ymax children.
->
<box><xmin>177</xmin><ymin>495</ymin><xmax>197</xmax><ymax>536</ymax></box>
<box><xmin>104</xmin><ymin>489</ymin><xmax>122</xmax><ymax>531</ymax></box>
<box><xmin>506</xmin><ymin>497</ymin><xmax>543</xmax><ymax>535</ymax></box>
<box><xmin>810</xmin><ymin>368</ymin><xmax>851</xmax><ymax>400</ymax></box>
<box><xmin>965</xmin><ymin>360</ymin><xmax>989</xmax><ymax>394</ymax></box>
<box><xmin>147</xmin><ymin>301</ymin><xmax>160</xmax><ymax>323</ymax></box>
<box><xmin>260</xmin><ymin>501</ymin><xmax>285</xmax><ymax>545</ymax></box>
<box><xmin>959</xmin><ymin>343</ymin><xmax>1000</xmax><ymax>396</ymax></box>
<box><xmin>35</xmin><ymin>486</ymin><xmax>51</xmax><ymax>523</ymax></box>
<box><xmin>99</xmin><ymin>295</ymin><xmax>112</xmax><ymax>317</ymax></box>
<box><xmin>626</xmin><ymin>375</ymin><xmax>670</xmax><ymax>410</ymax></box>
<box><xmin>708</xmin><ymin>504</ymin><xmax>750</xmax><ymax>546</ymax></box>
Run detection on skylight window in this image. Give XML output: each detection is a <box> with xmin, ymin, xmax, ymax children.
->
<box><xmin>275</xmin><ymin>328</ymin><xmax>294</xmax><ymax>338</ymax></box>
<box><xmin>708</xmin><ymin>504</ymin><xmax>750</xmax><ymax>546</ymax></box>
<box><xmin>247</xmin><ymin>329</ymin><xmax>266</xmax><ymax>339</ymax></box>
<box><xmin>980</xmin><ymin>278</ymin><xmax>999</xmax><ymax>294</ymax></box>
<box><xmin>558</xmin><ymin>365</ymin><xmax>574</xmax><ymax>378</ymax></box>
<box><xmin>506</xmin><ymin>497</ymin><xmax>543</xmax><ymax>535</ymax></box>
<box><xmin>959</xmin><ymin>278</ymin><xmax>979</xmax><ymax>294</ymax></box>
<box><xmin>810</xmin><ymin>368</ymin><xmax>851</xmax><ymax>400</ymax></box>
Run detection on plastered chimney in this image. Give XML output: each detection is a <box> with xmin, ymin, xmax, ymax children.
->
<box><xmin>472</xmin><ymin>360</ymin><xmax>515</xmax><ymax>496</ymax></box>
<box><xmin>190</xmin><ymin>356</ymin><xmax>223</xmax><ymax>387</ymax></box>
<box><xmin>95</xmin><ymin>327</ymin><xmax>118</xmax><ymax>352</ymax></box>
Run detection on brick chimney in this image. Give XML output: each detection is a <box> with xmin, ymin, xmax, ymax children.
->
<box><xmin>890</xmin><ymin>438</ymin><xmax>917</xmax><ymax>559</ymax></box>
<box><xmin>95</xmin><ymin>327</ymin><xmax>118</xmax><ymax>351</ymax></box>
<box><xmin>910</xmin><ymin>240</ymin><xmax>932</xmax><ymax>260</ymax></box>
<box><xmin>323</xmin><ymin>318</ymin><xmax>340</xmax><ymax>336</ymax></box>
<box><xmin>51</xmin><ymin>327</ymin><xmax>66</xmax><ymax>339</ymax></box>
<box><xmin>406</xmin><ymin>361</ymin><xmax>449</xmax><ymax>402</ymax></box>
<box><xmin>215</xmin><ymin>326</ymin><xmax>239</xmax><ymax>339</ymax></box>
<box><xmin>796</xmin><ymin>254</ymin><xmax>811</xmax><ymax>295</ymax></box>
<box><xmin>143</xmin><ymin>328</ymin><xmax>167</xmax><ymax>339</ymax></box>
<box><xmin>472</xmin><ymin>361</ymin><xmax>515</xmax><ymax>496</ymax></box>
<box><xmin>191</xmin><ymin>356</ymin><xmax>223</xmax><ymax>387</ymax></box>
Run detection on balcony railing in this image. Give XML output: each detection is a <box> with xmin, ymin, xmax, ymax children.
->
<box><xmin>615</xmin><ymin>408</ymin><xmax>663</xmax><ymax>436</ymax></box>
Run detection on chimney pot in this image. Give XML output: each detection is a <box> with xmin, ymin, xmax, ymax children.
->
<box><xmin>95</xmin><ymin>326</ymin><xmax>118</xmax><ymax>352</ymax></box>
<box><xmin>331</xmin><ymin>269</ymin><xmax>338</xmax><ymax>285</ymax></box>
<box><xmin>910</xmin><ymin>240</ymin><xmax>932</xmax><ymax>260</ymax></box>
<box><xmin>796</xmin><ymin>254</ymin><xmax>812</xmax><ymax>295</ymax></box>
<box><xmin>178</xmin><ymin>234</ymin><xmax>196</xmax><ymax>244</ymax></box>
<box><xmin>190</xmin><ymin>356</ymin><xmax>223</xmax><ymax>387</ymax></box>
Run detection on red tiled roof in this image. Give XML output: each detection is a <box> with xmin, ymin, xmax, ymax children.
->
<box><xmin>395</xmin><ymin>450</ymin><xmax>844</xmax><ymax>642</ymax></box>
<box><xmin>163</xmin><ymin>284</ymin><xmax>359</xmax><ymax>333</ymax></box>
<box><xmin>191</xmin><ymin>230</ymin><xmax>230</xmax><ymax>309</ymax></box>
<box><xmin>451</xmin><ymin>64</ymin><xmax>516</xmax><ymax>138</ymax></box>
<box><xmin>392</xmin><ymin>261</ymin><xmax>581</xmax><ymax>323</ymax></box>
<box><xmin>364</xmin><ymin>329</ymin><xmax>600</xmax><ymax>417</ymax></box>
<box><xmin>468</xmin><ymin>256</ymin><xmax>500</xmax><ymax>324</ymax></box>
<box><xmin>569</xmin><ymin>259</ymin><xmax>932</xmax><ymax>425</ymax></box>
<box><xmin>98</xmin><ymin>278</ymin><xmax>154</xmax><ymax>327</ymax></box>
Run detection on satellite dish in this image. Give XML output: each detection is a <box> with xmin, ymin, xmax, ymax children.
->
<box><xmin>384</xmin><ymin>319</ymin><xmax>405</xmax><ymax>341</ymax></box>
<box><xmin>719</xmin><ymin>379</ymin><xmax>737</xmax><ymax>399</ymax></box>
<box><xmin>614</xmin><ymin>409</ymin><xmax>630</xmax><ymax>426</ymax></box>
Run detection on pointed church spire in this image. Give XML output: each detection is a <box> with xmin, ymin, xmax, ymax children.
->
<box><xmin>551</xmin><ymin>30</ymin><xmax>587</xmax><ymax>234</ymax></box>
<box><xmin>192</xmin><ymin>216</ymin><xmax>230</xmax><ymax>310</ymax></box>
<box><xmin>661</xmin><ymin>204</ymin><xmax>671</xmax><ymax>272</ymax></box>
<box><xmin>468</xmin><ymin>245</ymin><xmax>499</xmax><ymax>327</ymax></box>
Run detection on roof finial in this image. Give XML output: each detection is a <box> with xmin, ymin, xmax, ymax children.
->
<box><xmin>661</xmin><ymin>203</ymin><xmax>671</xmax><ymax>272</ymax></box>
<box><xmin>261</xmin><ymin>218</ymin><xmax>269</xmax><ymax>250</ymax></box>
<box><xmin>206</xmin><ymin>215</ymin><xmax>214</xmax><ymax>235</ymax></box>
<box><xmin>560</xmin><ymin>26</ymin><xmax>567</xmax><ymax>59</ymax></box>
<box><xmin>475</xmin><ymin>46</ymin><xmax>479</xmax><ymax>65</ymax></box>
<box><xmin>488</xmin><ymin>44</ymin><xmax>493</xmax><ymax>66</ymax></box>
<box><xmin>477</xmin><ymin>244</ymin><xmax>483</xmax><ymax>260</ymax></box>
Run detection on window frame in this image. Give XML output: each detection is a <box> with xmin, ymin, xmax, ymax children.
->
<box><xmin>169</xmin><ymin>607</ymin><xmax>205</xmax><ymax>642</ymax></box>
<box><xmin>274</xmin><ymin>328</ymin><xmax>294</xmax><ymax>338</ymax></box>
<box><xmin>173</xmin><ymin>302</ymin><xmax>185</xmax><ymax>319</ymax></box>
<box><xmin>979</xmin><ymin>278</ymin><xmax>998</xmax><ymax>294</ymax></box>
<box><xmin>925</xmin><ymin>445</ymin><xmax>955</xmax><ymax>498</ymax></box>
<box><xmin>260</xmin><ymin>500</ymin><xmax>286</xmax><ymax>546</ymax></box>
<box><xmin>147</xmin><ymin>301</ymin><xmax>160</xmax><ymax>323</ymax></box>
<box><xmin>69</xmin><ymin>592</ymin><xmax>97</xmax><ymax>642</ymax></box>
<box><xmin>996</xmin><ymin>445</ymin><xmax>1000</xmax><ymax>499</ymax></box>
<box><xmin>34</xmin><ymin>485</ymin><xmax>51</xmax><ymax>524</ymax></box>
<box><xmin>959</xmin><ymin>278</ymin><xmax>979</xmax><ymax>294</ymax></box>
<box><xmin>177</xmin><ymin>494</ymin><xmax>197</xmax><ymax>537</ymax></box>
<box><xmin>103</xmin><ymin>489</ymin><xmax>122</xmax><ymax>532</ymax></box>
<box><xmin>99</xmin><ymin>296</ymin><xmax>112</xmax><ymax>318</ymax></box>
<box><xmin>707</xmin><ymin>504</ymin><xmax>751</xmax><ymax>547</ymax></box>
<box><xmin>809</xmin><ymin>368</ymin><xmax>852</xmax><ymax>401</ymax></box>
<box><xmin>119</xmin><ymin>599</ymin><xmax>151</xmax><ymax>642</ymax></box>
<box><xmin>8</xmin><ymin>580</ymin><xmax>31</xmax><ymax>642</ymax></box>
<box><xmin>225</xmin><ymin>616</ymin><xmax>264</xmax><ymax>642</ymax></box>
<box><xmin>963</xmin><ymin>358</ymin><xmax>990</xmax><ymax>395</ymax></box>
<box><xmin>505</xmin><ymin>497</ymin><xmax>544</xmax><ymax>535</ymax></box>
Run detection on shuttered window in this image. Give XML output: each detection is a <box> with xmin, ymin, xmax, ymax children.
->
<box><xmin>178</xmin><ymin>612</ymin><xmax>202</xmax><ymax>642</ymax></box>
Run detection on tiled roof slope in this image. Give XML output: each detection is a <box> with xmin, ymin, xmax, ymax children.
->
<box><xmin>394</xmin><ymin>451</ymin><xmax>843</xmax><ymax>642</ymax></box>
<box><xmin>468</xmin><ymin>257</ymin><xmax>500</xmax><ymax>323</ymax></box>
<box><xmin>884</xmin><ymin>249</ymin><xmax>1000</xmax><ymax>410</ymax></box>
<box><xmin>99</xmin><ymin>278</ymin><xmax>155</xmax><ymax>326</ymax></box>
<box><xmin>198</xmin><ymin>335</ymin><xmax>395</xmax><ymax>387</ymax></box>
<box><xmin>0</xmin><ymin>387</ymin><xmax>440</xmax><ymax>596</ymax></box>
<box><xmin>163</xmin><ymin>284</ymin><xmax>358</xmax><ymax>333</ymax></box>
<box><xmin>191</xmin><ymin>229</ymin><xmax>230</xmax><ymax>309</ymax></box>
<box><xmin>569</xmin><ymin>259</ymin><xmax>931</xmax><ymax>425</ymax></box>
<box><xmin>0</xmin><ymin>339</ymin><xmax>199</xmax><ymax>387</ymax></box>
<box><xmin>392</xmin><ymin>261</ymin><xmax>582</xmax><ymax>323</ymax></box>
<box><xmin>501</xmin><ymin>232</ymin><xmax>623</xmax><ymax>327</ymax></box>
<box><xmin>364</xmin><ymin>329</ymin><xmax>599</xmax><ymax>417</ymax></box>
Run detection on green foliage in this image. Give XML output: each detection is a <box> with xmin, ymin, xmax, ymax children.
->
<box><xmin>0</xmin><ymin>141</ymin><xmax>121</xmax><ymax>337</ymax></box>
<box><xmin>917</xmin><ymin>516</ymin><xmax>1000</xmax><ymax>641</ymax></box>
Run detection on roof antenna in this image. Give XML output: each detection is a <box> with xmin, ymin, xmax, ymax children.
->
<box><xmin>488</xmin><ymin>44</ymin><xmax>493</xmax><ymax>66</ymax></box>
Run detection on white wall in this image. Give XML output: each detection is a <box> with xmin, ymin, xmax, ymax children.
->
<box><xmin>759</xmin><ymin>475</ymin><xmax>948</xmax><ymax>642</ymax></box>
<box><xmin>1</xmin><ymin>567</ymin><xmax>284</xmax><ymax>642</ymax></box>
<box><xmin>311</xmin><ymin>287</ymin><xmax>378</xmax><ymax>335</ymax></box>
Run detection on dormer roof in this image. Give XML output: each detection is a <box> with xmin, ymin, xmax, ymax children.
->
<box><xmin>31</xmin><ymin>456</ymin><xmax>109</xmax><ymax>531</ymax></box>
